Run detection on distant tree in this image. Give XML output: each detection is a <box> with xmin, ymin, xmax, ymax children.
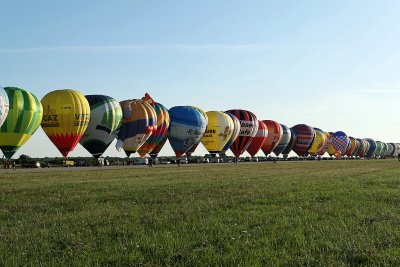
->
<box><xmin>19</xmin><ymin>154</ymin><xmax>31</xmax><ymax>164</ymax></box>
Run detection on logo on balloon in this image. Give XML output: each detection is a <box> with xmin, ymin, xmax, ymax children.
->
<box><xmin>42</xmin><ymin>106</ymin><xmax>59</xmax><ymax>127</ymax></box>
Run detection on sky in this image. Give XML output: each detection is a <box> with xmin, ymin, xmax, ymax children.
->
<box><xmin>1</xmin><ymin>0</ymin><xmax>400</xmax><ymax>158</ymax></box>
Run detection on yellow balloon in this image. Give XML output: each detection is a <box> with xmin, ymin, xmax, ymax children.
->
<box><xmin>308</xmin><ymin>129</ymin><xmax>327</xmax><ymax>156</ymax></box>
<box><xmin>201</xmin><ymin>111</ymin><xmax>234</xmax><ymax>154</ymax></box>
<box><xmin>41</xmin><ymin>89</ymin><xmax>90</xmax><ymax>157</ymax></box>
<box><xmin>327</xmin><ymin>143</ymin><xmax>336</xmax><ymax>156</ymax></box>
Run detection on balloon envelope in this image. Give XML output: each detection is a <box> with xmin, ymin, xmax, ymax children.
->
<box><xmin>365</xmin><ymin>138</ymin><xmax>377</xmax><ymax>157</ymax></box>
<box><xmin>168</xmin><ymin>106</ymin><xmax>207</xmax><ymax>158</ymax></box>
<box><xmin>185</xmin><ymin>106</ymin><xmax>208</xmax><ymax>157</ymax></box>
<box><xmin>308</xmin><ymin>128</ymin><xmax>327</xmax><ymax>156</ymax></box>
<box><xmin>116</xmin><ymin>99</ymin><xmax>157</xmax><ymax>156</ymax></box>
<box><xmin>282</xmin><ymin>128</ymin><xmax>296</xmax><ymax>158</ymax></box>
<box><xmin>291</xmin><ymin>124</ymin><xmax>315</xmax><ymax>157</ymax></box>
<box><xmin>261</xmin><ymin>120</ymin><xmax>282</xmax><ymax>156</ymax></box>
<box><xmin>329</xmin><ymin>131</ymin><xmax>350</xmax><ymax>158</ymax></box>
<box><xmin>138</xmin><ymin>94</ymin><xmax>170</xmax><ymax>157</ymax></box>
<box><xmin>344</xmin><ymin>137</ymin><xmax>358</xmax><ymax>157</ymax></box>
<box><xmin>201</xmin><ymin>111</ymin><xmax>234</xmax><ymax>154</ymax></box>
<box><xmin>374</xmin><ymin>141</ymin><xmax>383</xmax><ymax>157</ymax></box>
<box><xmin>219</xmin><ymin>113</ymin><xmax>240</xmax><ymax>156</ymax></box>
<box><xmin>0</xmin><ymin>87</ymin><xmax>43</xmax><ymax>159</ymax></box>
<box><xmin>359</xmin><ymin>139</ymin><xmax>370</xmax><ymax>157</ymax></box>
<box><xmin>149</xmin><ymin>136</ymin><xmax>168</xmax><ymax>158</ymax></box>
<box><xmin>79</xmin><ymin>95</ymin><xmax>122</xmax><ymax>158</ymax></box>
<box><xmin>246</xmin><ymin>120</ymin><xmax>268</xmax><ymax>157</ymax></box>
<box><xmin>225</xmin><ymin>109</ymin><xmax>258</xmax><ymax>158</ymax></box>
<box><xmin>41</xmin><ymin>89</ymin><xmax>90</xmax><ymax>158</ymax></box>
<box><xmin>0</xmin><ymin>86</ymin><xmax>9</xmax><ymax>128</ymax></box>
<box><xmin>273</xmin><ymin>124</ymin><xmax>291</xmax><ymax>156</ymax></box>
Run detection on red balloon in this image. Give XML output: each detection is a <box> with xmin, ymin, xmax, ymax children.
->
<box><xmin>261</xmin><ymin>120</ymin><xmax>283</xmax><ymax>156</ymax></box>
<box><xmin>291</xmin><ymin>124</ymin><xmax>315</xmax><ymax>156</ymax></box>
<box><xmin>225</xmin><ymin>109</ymin><xmax>258</xmax><ymax>158</ymax></box>
<box><xmin>246</xmin><ymin>120</ymin><xmax>268</xmax><ymax>157</ymax></box>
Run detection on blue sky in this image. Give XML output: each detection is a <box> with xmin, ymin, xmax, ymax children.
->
<box><xmin>1</xmin><ymin>1</ymin><xmax>400</xmax><ymax>158</ymax></box>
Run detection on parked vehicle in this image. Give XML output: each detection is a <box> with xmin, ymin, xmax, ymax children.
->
<box><xmin>22</xmin><ymin>161</ymin><xmax>41</xmax><ymax>168</ymax></box>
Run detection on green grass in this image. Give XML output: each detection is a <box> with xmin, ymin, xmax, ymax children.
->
<box><xmin>1</xmin><ymin>160</ymin><xmax>400</xmax><ymax>266</ymax></box>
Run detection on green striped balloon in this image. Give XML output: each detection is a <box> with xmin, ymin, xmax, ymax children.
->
<box><xmin>0</xmin><ymin>87</ymin><xmax>43</xmax><ymax>159</ymax></box>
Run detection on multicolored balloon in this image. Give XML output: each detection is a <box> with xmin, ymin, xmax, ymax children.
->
<box><xmin>79</xmin><ymin>95</ymin><xmax>122</xmax><ymax>158</ymax></box>
<box><xmin>359</xmin><ymin>139</ymin><xmax>370</xmax><ymax>157</ymax></box>
<box><xmin>168</xmin><ymin>106</ymin><xmax>207</xmax><ymax>158</ymax></box>
<box><xmin>308</xmin><ymin>128</ymin><xmax>327</xmax><ymax>156</ymax></box>
<box><xmin>41</xmin><ymin>89</ymin><xmax>90</xmax><ymax>158</ymax></box>
<box><xmin>291</xmin><ymin>124</ymin><xmax>315</xmax><ymax>157</ymax></box>
<box><xmin>328</xmin><ymin>131</ymin><xmax>350</xmax><ymax>158</ymax></box>
<box><xmin>201</xmin><ymin>111</ymin><xmax>234</xmax><ymax>155</ymax></box>
<box><xmin>185</xmin><ymin>106</ymin><xmax>208</xmax><ymax>157</ymax></box>
<box><xmin>225</xmin><ymin>109</ymin><xmax>258</xmax><ymax>158</ymax></box>
<box><xmin>273</xmin><ymin>124</ymin><xmax>291</xmax><ymax>156</ymax></box>
<box><xmin>219</xmin><ymin>113</ymin><xmax>240</xmax><ymax>157</ymax></box>
<box><xmin>0</xmin><ymin>87</ymin><xmax>43</xmax><ymax>159</ymax></box>
<box><xmin>246</xmin><ymin>120</ymin><xmax>268</xmax><ymax>157</ymax></box>
<box><xmin>0</xmin><ymin>86</ymin><xmax>9</xmax><ymax>128</ymax></box>
<box><xmin>261</xmin><ymin>120</ymin><xmax>282</xmax><ymax>156</ymax></box>
<box><xmin>116</xmin><ymin>99</ymin><xmax>157</xmax><ymax>156</ymax></box>
<box><xmin>149</xmin><ymin>136</ymin><xmax>168</xmax><ymax>159</ymax></box>
<box><xmin>344</xmin><ymin>137</ymin><xmax>358</xmax><ymax>157</ymax></box>
<box><xmin>138</xmin><ymin>94</ymin><xmax>170</xmax><ymax>157</ymax></box>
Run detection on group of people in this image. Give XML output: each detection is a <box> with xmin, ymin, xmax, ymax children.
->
<box><xmin>3</xmin><ymin>161</ymin><xmax>16</xmax><ymax>170</ymax></box>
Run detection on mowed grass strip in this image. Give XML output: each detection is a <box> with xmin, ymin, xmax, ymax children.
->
<box><xmin>1</xmin><ymin>160</ymin><xmax>400</xmax><ymax>266</ymax></box>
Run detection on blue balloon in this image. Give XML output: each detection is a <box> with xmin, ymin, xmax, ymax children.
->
<box><xmin>168</xmin><ymin>106</ymin><xmax>207</xmax><ymax>158</ymax></box>
<box><xmin>273</xmin><ymin>124</ymin><xmax>291</xmax><ymax>156</ymax></box>
<box><xmin>365</xmin><ymin>138</ymin><xmax>377</xmax><ymax>157</ymax></box>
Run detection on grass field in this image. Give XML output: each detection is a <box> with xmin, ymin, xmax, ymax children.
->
<box><xmin>1</xmin><ymin>160</ymin><xmax>400</xmax><ymax>266</ymax></box>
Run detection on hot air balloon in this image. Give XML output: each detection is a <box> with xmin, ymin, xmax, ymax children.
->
<box><xmin>219</xmin><ymin>113</ymin><xmax>240</xmax><ymax>157</ymax></box>
<box><xmin>291</xmin><ymin>124</ymin><xmax>315</xmax><ymax>157</ymax></box>
<box><xmin>185</xmin><ymin>106</ymin><xmax>208</xmax><ymax>157</ymax></box>
<box><xmin>344</xmin><ymin>137</ymin><xmax>358</xmax><ymax>157</ymax></box>
<box><xmin>319</xmin><ymin>132</ymin><xmax>332</xmax><ymax>156</ymax></box>
<box><xmin>308</xmin><ymin>128</ymin><xmax>327</xmax><ymax>156</ymax></box>
<box><xmin>246</xmin><ymin>120</ymin><xmax>268</xmax><ymax>157</ymax></box>
<box><xmin>387</xmin><ymin>143</ymin><xmax>395</xmax><ymax>157</ymax></box>
<box><xmin>359</xmin><ymin>139</ymin><xmax>370</xmax><ymax>157</ymax></box>
<box><xmin>225</xmin><ymin>109</ymin><xmax>258</xmax><ymax>158</ymax></box>
<box><xmin>352</xmin><ymin>138</ymin><xmax>364</xmax><ymax>157</ymax></box>
<box><xmin>365</xmin><ymin>138</ymin><xmax>377</xmax><ymax>158</ymax></box>
<box><xmin>116</xmin><ymin>99</ymin><xmax>157</xmax><ymax>157</ymax></box>
<box><xmin>393</xmin><ymin>143</ymin><xmax>400</xmax><ymax>157</ymax></box>
<box><xmin>41</xmin><ymin>89</ymin><xmax>90</xmax><ymax>158</ymax></box>
<box><xmin>168</xmin><ymin>106</ymin><xmax>207</xmax><ymax>158</ymax></box>
<box><xmin>138</xmin><ymin>93</ymin><xmax>170</xmax><ymax>157</ymax></box>
<box><xmin>0</xmin><ymin>87</ymin><xmax>43</xmax><ymax>159</ymax></box>
<box><xmin>282</xmin><ymin>128</ymin><xmax>296</xmax><ymax>158</ymax></box>
<box><xmin>201</xmin><ymin>111</ymin><xmax>234</xmax><ymax>155</ymax></box>
<box><xmin>79</xmin><ymin>95</ymin><xmax>122</xmax><ymax>158</ymax></box>
<box><xmin>261</xmin><ymin>120</ymin><xmax>282</xmax><ymax>156</ymax></box>
<box><xmin>381</xmin><ymin>142</ymin><xmax>388</xmax><ymax>158</ymax></box>
<box><xmin>0</xmin><ymin>86</ymin><xmax>9</xmax><ymax>128</ymax></box>
<box><xmin>329</xmin><ymin>131</ymin><xmax>350</xmax><ymax>158</ymax></box>
<box><xmin>273</xmin><ymin>124</ymin><xmax>291</xmax><ymax>156</ymax></box>
<box><xmin>374</xmin><ymin>141</ymin><xmax>383</xmax><ymax>157</ymax></box>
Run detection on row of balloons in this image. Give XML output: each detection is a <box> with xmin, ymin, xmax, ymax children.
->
<box><xmin>0</xmin><ymin>86</ymin><xmax>398</xmax><ymax>160</ymax></box>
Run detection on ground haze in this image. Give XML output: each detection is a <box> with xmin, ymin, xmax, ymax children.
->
<box><xmin>1</xmin><ymin>160</ymin><xmax>400</xmax><ymax>265</ymax></box>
